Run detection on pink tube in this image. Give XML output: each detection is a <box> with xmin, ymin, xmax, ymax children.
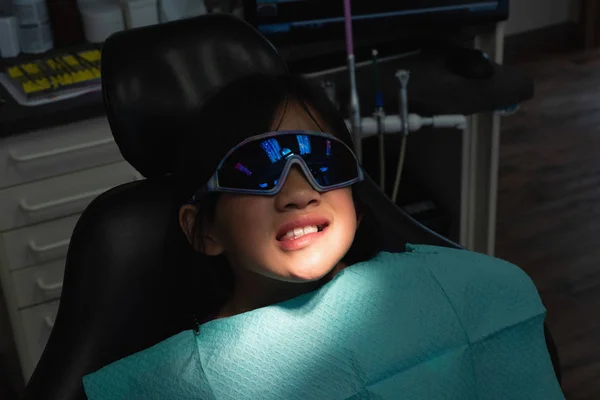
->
<box><xmin>344</xmin><ymin>0</ymin><xmax>354</xmax><ymax>56</ymax></box>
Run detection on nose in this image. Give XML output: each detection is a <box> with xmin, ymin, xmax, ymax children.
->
<box><xmin>275</xmin><ymin>165</ymin><xmax>321</xmax><ymax>211</ymax></box>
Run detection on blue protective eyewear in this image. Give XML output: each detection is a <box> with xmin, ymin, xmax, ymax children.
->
<box><xmin>190</xmin><ymin>130</ymin><xmax>364</xmax><ymax>201</ymax></box>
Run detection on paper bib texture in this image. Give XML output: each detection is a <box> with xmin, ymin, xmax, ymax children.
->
<box><xmin>83</xmin><ymin>244</ymin><xmax>564</xmax><ymax>399</ymax></box>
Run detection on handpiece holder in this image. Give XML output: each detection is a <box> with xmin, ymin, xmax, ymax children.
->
<box><xmin>340</xmin><ymin>52</ymin><xmax>467</xmax><ymax>204</ymax></box>
<box><xmin>346</xmin><ymin>114</ymin><xmax>467</xmax><ymax>138</ymax></box>
<box><xmin>343</xmin><ymin>69</ymin><xmax>467</xmax><ymax>140</ymax></box>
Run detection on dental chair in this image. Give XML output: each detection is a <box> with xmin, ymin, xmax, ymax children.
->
<box><xmin>21</xmin><ymin>14</ymin><xmax>561</xmax><ymax>400</ymax></box>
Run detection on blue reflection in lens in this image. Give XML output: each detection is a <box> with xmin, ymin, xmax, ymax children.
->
<box><xmin>261</xmin><ymin>139</ymin><xmax>282</xmax><ymax>163</ymax></box>
<box><xmin>259</xmin><ymin>183</ymin><xmax>268</xmax><ymax>188</ymax></box>
<box><xmin>297</xmin><ymin>135</ymin><xmax>311</xmax><ymax>155</ymax></box>
<box><xmin>235</xmin><ymin>162</ymin><xmax>252</xmax><ymax>176</ymax></box>
<box><xmin>320</xmin><ymin>166</ymin><xmax>328</xmax><ymax>172</ymax></box>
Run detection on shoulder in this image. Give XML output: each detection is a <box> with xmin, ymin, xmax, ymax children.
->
<box><xmin>375</xmin><ymin>245</ymin><xmax>546</xmax><ymax>335</ymax></box>
<box><xmin>83</xmin><ymin>330</ymin><xmax>202</xmax><ymax>399</ymax></box>
<box><xmin>404</xmin><ymin>244</ymin><xmax>540</xmax><ymax>298</ymax></box>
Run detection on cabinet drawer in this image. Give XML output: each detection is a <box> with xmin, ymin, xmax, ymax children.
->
<box><xmin>20</xmin><ymin>300</ymin><xmax>59</xmax><ymax>380</ymax></box>
<box><xmin>0</xmin><ymin>117</ymin><xmax>122</xmax><ymax>190</ymax></box>
<box><xmin>0</xmin><ymin>161</ymin><xmax>140</xmax><ymax>231</ymax></box>
<box><xmin>2</xmin><ymin>215</ymin><xmax>79</xmax><ymax>271</ymax></box>
<box><xmin>12</xmin><ymin>259</ymin><xmax>65</xmax><ymax>309</ymax></box>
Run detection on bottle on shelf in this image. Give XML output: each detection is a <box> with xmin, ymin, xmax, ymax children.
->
<box><xmin>11</xmin><ymin>0</ymin><xmax>53</xmax><ymax>53</ymax></box>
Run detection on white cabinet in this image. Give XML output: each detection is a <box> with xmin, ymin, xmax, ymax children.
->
<box><xmin>0</xmin><ymin>161</ymin><xmax>139</xmax><ymax>231</ymax></box>
<box><xmin>0</xmin><ymin>117</ymin><xmax>122</xmax><ymax>190</ymax></box>
<box><xmin>19</xmin><ymin>300</ymin><xmax>60</xmax><ymax>376</ymax></box>
<box><xmin>0</xmin><ymin>116</ymin><xmax>137</xmax><ymax>382</ymax></box>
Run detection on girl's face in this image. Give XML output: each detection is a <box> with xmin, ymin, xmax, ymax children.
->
<box><xmin>181</xmin><ymin>102</ymin><xmax>359</xmax><ymax>283</ymax></box>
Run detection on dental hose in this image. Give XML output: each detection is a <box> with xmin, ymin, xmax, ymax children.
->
<box><xmin>343</xmin><ymin>0</ymin><xmax>362</xmax><ymax>162</ymax></box>
<box><xmin>372</xmin><ymin>49</ymin><xmax>385</xmax><ymax>192</ymax></box>
<box><xmin>391</xmin><ymin>70</ymin><xmax>410</xmax><ymax>204</ymax></box>
<box><xmin>392</xmin><ymin>135</ymin><xmax>408</xmax><ymax>204</ymax></box>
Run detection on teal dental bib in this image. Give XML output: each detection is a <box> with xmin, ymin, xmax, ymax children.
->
<box><xmin>83</xmin><ymin>244</ymin><xmax>563</xmax><ymax>399</ymax></box>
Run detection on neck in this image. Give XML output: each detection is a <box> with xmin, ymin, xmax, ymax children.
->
<box><xmin>217</xmin><ymin>261</ymin><xmax>347</xmax><ymax>319</ymax></box>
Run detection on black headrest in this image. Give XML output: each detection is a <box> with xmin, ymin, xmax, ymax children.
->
<box><xmin>101</xmin><ymin>14</ymin><xmax>288</xmax><ymax>178</ymax></box>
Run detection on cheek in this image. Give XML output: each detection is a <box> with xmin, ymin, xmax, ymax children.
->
<box><xmin>215</xmin><ymin>195</ymin><xmax>273</xmax><ymax>246</ymax></box>
<box><xmin>325</xmin><ymin>188</ymin><xmax>356</xmax><ymax>218</ymax></box>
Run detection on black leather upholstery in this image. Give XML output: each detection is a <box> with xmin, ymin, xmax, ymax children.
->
<box><xmin>22</xmin><ymin>14</ymin><xmax>560</xmax><ymax>400</ymax></box>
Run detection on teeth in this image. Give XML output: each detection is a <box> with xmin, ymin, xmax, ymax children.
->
<box><xmin>284</xmin><ymin>225</ymin><xmax>319</xmax><ymax>239</ymax></box>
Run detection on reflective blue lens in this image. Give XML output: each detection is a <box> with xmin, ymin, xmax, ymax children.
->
<box><xmin>217</xmin><ymin>132</ymin><xmax>359</xmax><ymax>191</ymax></box>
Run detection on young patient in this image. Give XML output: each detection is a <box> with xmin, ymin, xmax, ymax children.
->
<box><xmin>173</xmin><ymin>72</ymin><xmax>378</xmax><ymax>323</ymax></box>
<box><xmin>82</xmin><ymin>73</ymin><xmax>564</xmax><ymax>399</ymax></box>
<box><xmin>178</xmin><ymin>95</ymin><xmax>359</xmax><ymax>321</ymax></box>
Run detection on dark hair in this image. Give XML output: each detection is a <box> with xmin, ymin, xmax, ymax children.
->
<box><xmin>173</xmin><ymin>73</ymin><xmax>382</xmax><ymax>317</ymax></box>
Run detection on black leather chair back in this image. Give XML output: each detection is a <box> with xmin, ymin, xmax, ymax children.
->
<box><xmin>22</xmin><ymin>14</ymin><xmax>559</xmax><ymax>400</ymax></box>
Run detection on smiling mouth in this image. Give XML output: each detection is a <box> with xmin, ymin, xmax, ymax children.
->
<box><xmin>276</xmin><ymin>223</ymin><xmax>329</xmax><ymax>241</ymax></box>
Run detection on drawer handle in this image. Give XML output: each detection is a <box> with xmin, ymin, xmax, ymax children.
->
<box><xmin>44</xmin><ymin>316</ymin><xmax>55</xmax><ymax>329</ymax></box>
<box><xmin>9</xmin><ymin>137</ymin><xmax>115</xmax><ymax>163</ymax></box>
<box><xmin>36</xmin><ymin>278</ymin><xmax>63</xmax><ymax>293</ymax></box>
<box><xmin>29</xmin><ymin>238</ymin><xmax>70</xmax><ymax>254</ymax></box>
<box><xmin>19</xmin><ymin>173</ymin><xmax>141</xmax><ymax>213</ymax></box>
<box><xmin>20</xmin><ymin>187</ymin><xmax>111</xmax><ymax>213</ymax></box>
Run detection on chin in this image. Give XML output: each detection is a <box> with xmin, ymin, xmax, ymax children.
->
<box><xmin>283</xmin><ymin>253</ymin><xmax>340</xmax><ymax>282</ymax></box>
<box><xmin>286</xmin><ymin>269</ymin><xmax>330</xmax><ymax>283</ymax></box>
